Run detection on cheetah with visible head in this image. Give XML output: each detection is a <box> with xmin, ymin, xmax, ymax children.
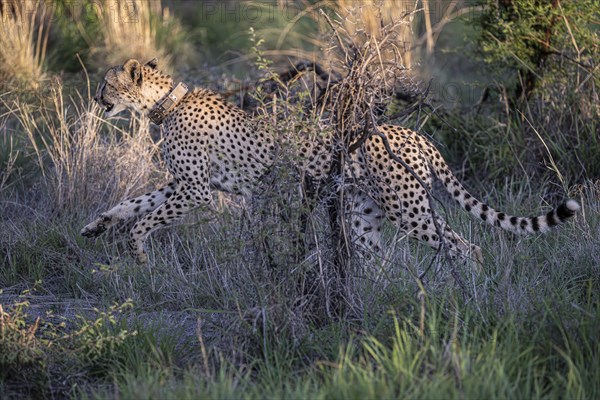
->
<box><xmin>81</xmin><ymin>58</ymin><xmax>580</xmax><ymax>264</ymax></box>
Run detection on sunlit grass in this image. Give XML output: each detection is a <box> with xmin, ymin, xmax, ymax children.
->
<box><xmin>0</xmin><ymin>1</ymin><xmax>49</xmax><ymax>89</ymax></box>
<box><xmin>336</xmin><ymin>0</ymin><xmax>417</xmax><ymax>68</ymax></box>
<box><xmin>91</xmin><ymin>0</ymin><xmax>194</xmax><ymax>71</ymax></box>
<box><xmin>9</xmin><ymin>77</ymin><xmax>168</xmax><ymax>216</ymax></box>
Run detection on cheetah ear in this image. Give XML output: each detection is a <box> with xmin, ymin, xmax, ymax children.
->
<box><xmin>123</xmin><ymin>59</ymin><xmax>143</xmax><ymax>86</ymax></box>
<box><xmin>145</xmin><ymin>58</ymin><xmax>158</xmax><ymax>69</ymax></box>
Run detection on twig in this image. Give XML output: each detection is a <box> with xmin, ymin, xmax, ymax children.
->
<box><xmin>385</xmin><ymin>78</ymin><xmax>434</xmax><ymax>122</ymax></box>
<box><xmin>319</xmin><ymin>9</ymin><xmax>348</xmax><ymax>60</ymax></box>
<box><xmin>414</xmin><ymin>78</ymin><xmax>434</xmax><ymax>130</ymax></box>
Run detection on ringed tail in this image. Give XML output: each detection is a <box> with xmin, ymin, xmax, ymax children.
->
<box><xmin>420</xmin><ymin>139</ymin><xmax>580</xmax><ymax>234</ymax></box>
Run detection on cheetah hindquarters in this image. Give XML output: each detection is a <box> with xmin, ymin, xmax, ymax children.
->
<box><xmin>350</xmin><ymin>191</ymin><xmax>484</xmax><ymax>268</ymax></box>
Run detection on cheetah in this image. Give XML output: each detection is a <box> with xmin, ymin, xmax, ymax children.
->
<box><xmin>81</xmin><ymin>58</ymin><xmax>580</xmax><ymax>264</ymax></box>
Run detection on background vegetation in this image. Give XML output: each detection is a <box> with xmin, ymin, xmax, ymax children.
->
<box><xmin>1</xmin><ymin>0</ymin><xmax>598</xmax><ymax>398</ymax></box>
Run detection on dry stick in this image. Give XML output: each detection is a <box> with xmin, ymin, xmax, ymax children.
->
<box><xmin>347</xmin><ymin>124</ymin><xmax>373</xmax><ymax>154</ymax></box>
<box><xmin>320</xmin><ymin>9</ymin><xmax>348</xmax><ymax>63</ymax></box>
<box><xmin>385</xmin><ymin>78</ymin><xmax>434</xmax><ymax>123</ymax></box>
<box><xmin>422</xmin><ymin>0</ymin><xmax>434</xmax><ymax>57</ymax></box>
<box><xmin>307</xmin><ymin>76</ymin><xmax>353</xmax><ymax>315</ymax></box>
<box><xmin>347</xmin><ymin>31</ymin><xmax>404</xmax><ymax>154</ymax></box>
<box><xmin>317</xmin><ymin>11</ymin><xmax>360</xmax><ymax>314</ymax></box>
<box><xmin>324</xmin><ymin>142</ymin><xmax>352</xmax><ymax>317</ymax></box>
<box><xmin>413</xmin><ymin>80</ymin><xmax>434</xmax><ymax>131</ymax></box>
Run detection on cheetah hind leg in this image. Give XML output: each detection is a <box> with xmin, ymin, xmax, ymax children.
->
<box><xmin>349</xmin><ymin>195</ymin><xmax>483</xmax><ymax>271</ymax></box>
<box><xmin>349</xmin><ymin>191</ymin><xmax>484</xmax><ymax>271</ymax></box>
<box><xmin>349</xmin><ymin>194</ymin><xmax>386</xmax><ymax>271</ymax></box>
<box><xmin>405</xmin><ymin>215</ymin><xmax>483</xmax><ymax>270</ymax></box>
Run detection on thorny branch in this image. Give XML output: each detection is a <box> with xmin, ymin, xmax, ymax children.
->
<box><xmin>312</xmin><ymin>7</ymin><xmax>430</xmax><ymax>311</ymax></box>
<box><xmin>251</xmin><ymin>5</ymin><xmax>466</xmax><ymax>313</ymax></box>
<box><xmin>314</xmin><ymin>5</ymin><xmax>463</xmax><ymax>290</ymax></box>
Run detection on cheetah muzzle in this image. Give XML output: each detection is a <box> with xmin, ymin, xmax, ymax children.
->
<box><xmin>82</xmin><ymin>58</ymin><xmax>580</xmax><ymax>265</ymax></box>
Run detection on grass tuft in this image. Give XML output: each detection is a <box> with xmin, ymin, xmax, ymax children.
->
<box><xmin>0</xmin><ymin>1</ymin><xmax>49</xmax><ymax>89</ymax></box>
<box><xmin>90</xmin><ymin>0</ymin><xmax>195</xmax><ymax>71</ymax></box>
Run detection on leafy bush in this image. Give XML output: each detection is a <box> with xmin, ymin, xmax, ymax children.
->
<box><xmin>0</xmin><ymin>291</ymin><xmax>141</xmax><ymax>397</ymax></box>
<box><xmin>430</xmin><ymin>0</ymin><xmax>600</xmax><ymax>187</ymax></box>
<box><xmin>63</xmin><ymin>300</ymin><xmax>138</xmax><ymax>376</ymax></box>
<box><xmin>0</xmin><ymin>296</ymin><xmax>49</xmax><ymax>397</ymax></box>
<box><xmin>477</xmin><ymin>0</ymin><xmax>599</xmax><ymax>102</ymax></box>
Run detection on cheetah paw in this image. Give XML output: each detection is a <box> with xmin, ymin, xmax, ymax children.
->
<box><xmin>128</xmin><ymin>238</ymin><xmax>148</xmax><ymax>264</ymax></box>
<box><xmin>81</xmin><ymin>214</ymin><xmax>112</xmax><ymax>238</ymax></box>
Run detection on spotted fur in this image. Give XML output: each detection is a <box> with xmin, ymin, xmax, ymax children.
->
<box><xmin>81</xmin><ymin>59</ymin><xmax>580</xmax><ymax>264</ymax></box>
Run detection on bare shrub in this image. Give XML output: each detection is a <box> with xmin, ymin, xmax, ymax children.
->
<box><xmin>215</xmin><ymin>7</ymin><xmax>424</xmax><ymax>319</ymax></box>
<box><xmin>307</xmin><ymin>9</ymin><xmax>421</xmax><ymax>312</ymax></box>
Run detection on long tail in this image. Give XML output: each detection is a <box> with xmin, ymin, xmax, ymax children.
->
<box><xmin>419</xmin><ymin>138</ymin><xmax>580</xmax><ymax>234</ymax></box>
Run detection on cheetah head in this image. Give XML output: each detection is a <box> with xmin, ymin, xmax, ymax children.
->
<box><xmin>95</xmin><ymin>58</ymin><xmax>169</xmax><ymax>117</ymax></box>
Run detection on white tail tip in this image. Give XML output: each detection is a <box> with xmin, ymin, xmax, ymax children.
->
<box><xmin>566</xmin><ymin>199</ymin><xmax>581</xmax><ymax>212</ymax></box>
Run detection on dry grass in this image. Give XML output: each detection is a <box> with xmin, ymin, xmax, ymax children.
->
<box><xmin>91</xmin><ymin>0</ymin><xmax>192</xmax><ymax>71</ymax></box>
<box><xmin>336</xmin><ymin>0</ymin><xmax>418</xmax><ymax>68</ymax></box>
<box><xmin>0</xmin><ymin>1</ymin><xmax>49</xmax><ymax>89</ymax></box>
<box><xmin>10</xmin><ymin>77</ymin><xmax>169</xmax><ymax>216</ymax></box>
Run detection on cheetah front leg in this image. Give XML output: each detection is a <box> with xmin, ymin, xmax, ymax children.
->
<box><xmin>81</xmin><ymin>182</ymin><xmax>177</xmax><ymax>238</ymax></box>
<box><xmin>128</xmin><ymin>184</ymin><xmax>213</xmax><ymax>263</ymax></box>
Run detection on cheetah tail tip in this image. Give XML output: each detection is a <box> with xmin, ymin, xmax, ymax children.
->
<box><xmin>565</xmin><ymin>199</ymin><xmax>581</xmax><ymax>213</ymax></box>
